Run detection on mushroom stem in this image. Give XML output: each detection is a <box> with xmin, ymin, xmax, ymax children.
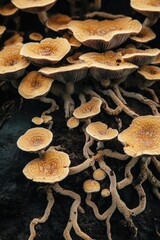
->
<box><xmin>38</xmin><ymin>11</ymin><xmax>48</xmax><ymax>26</ymax></box>
<box><xmin>52</xmin><ymin>183</ymin><xmax>92</xmax><ymax>240</ymax></box>
<box><xmin>119</xmin><ymin>87</ymin><xmax>160</xmax><ymax>115</ymax></box>
<box><xmin>64</xmin><ymin>81</ymin><xmax>75</xmax><ymax>118</ymax></box>
<box><xmin>78</xmin><ymin>93</ymin><xmax>86</xmax><ymax>104</ymax></box>
<box><xmin>29</xmin><ymin>187</ymin><xmax>54</xmax><ymax>240</ymax></box>
<box><xmin>104</xmin><ymin>89</ymin><xmax>139</xmax><ymax>118</ymax></box>
<box><xmin>143</xmin><ymin>16</ymin><xmax>159</xmax><ymax>27</ymax></box>
<box><xmin>96</xmin><ymin>141</ymin><xmax>104</xmax><ymax>150</ymax></box>
<box><xmin>113</xmin><ymin>84</ymin><xmax>127</xmax><ymax>104</ymax></box>
<box><xmin>39</xmin><ymin>96</ymin><xmax>59</xmax><ymax>117</ymax></box>
<box><xmin>142</xmin><ymin>87</ymin><xmax>159</xmax><ymax>104</ymax></box>
<box><xmin>151</xmin><ymin>157</ymin><xmax>160</xmax><ymax>172</ymax></box>
<box><xmin>100</xmin><ymin>79</ymin><xmax>111</xmax><ymax>88</ymax></box>
<box><xmin>152</xmin><ymin>186</ymin><xmax>160</xmax><ymax>200</ymax></box>
<box><xmin>117</xmin><ymin>157</ymin><xmax>139</xmax><ymax>190</ymax></box>
<box><xmin>83</xmin><ymin>88</ymin><xmax>122</xmax><ymax>115</ymax></box>
<box><xmin>94</xmin><ymin>0</ymin><xmax>101</xmax><ymax>9</ymax></box>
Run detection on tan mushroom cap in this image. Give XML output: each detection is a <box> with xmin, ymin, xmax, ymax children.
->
<box><xmin>0</xmin><ymin>25</ymin><xmax>6</xmax><ymax>37</ymax></box>
<box><xmin>67</xmin><ymin>116</ymin><xmax>80</xmax><ymax>129</ymax></box>
<box><xmin>118</xmin><ymin>116</ymin><xmax>160</xmax><ymax>157</ymax></box>
<box><xmin>73</xmin><ymin>97</ymin><xmax>102</xmax><ymax>119</ymax></box>
<box><xmin>11</xmin><ymin>0</ymin><xmax>57</xmax><ymax>13</ymax></box>
<box><xmin>18</xmin><ymin>71</ymin><xmax>53</xmax><ymax>99</ymax></box>
<box><xmin>83</xmin><ymin>179</ymin><xmax>100</xmax><ymax>193</ymax></box>
<box><xmin>32</xmin><ymin>117</ymin><xmax>44</xmax><ymax>125</ymax></box>
<box><xmin>67</xmin><ymin>52</ymin><xmax>83</xmax><ymax>64</ymax></box>
<box><xmin>130</xmin><ymin>27</ymin><xmax>156</xmax><ymax>43</ymax></box>
<box><xmin>131</xmin><ymin>0</ymin><xmax>160</xmax><ymax>17</ymax></box>
<box><xmin>42</xmin><ymin>115</ymin><xmax>52</xmax><ymax>123</ymax></box>
<box><xmin>46</xmin><ymin>14</ymin><xmax>71</xmax><ymax>32</ymax></box>
<box><xmin>68</xmin><ymin>18</ymin><xmax>142</xmax><ymax>50</ymax></box>
<box><xmin>23</xmin><ymin>147</ymin><xmax>71</xmax><ymax>183</ymax></box>
<box><xmin>138</xmin><ymin>65</ymin><xmax>160</xmax><ymax>81</ymax></box>
<box><xmin>79</xmin><ymin>51</ymin><xmax>138</xmax><ymax>80</ymax></box>
<box><xmin>4</xmin><ymin>34</ymin><xmax>23</xmax><ymax>46</ymax></box>
<box><xmin>93</xmin><ymin>168</ymin><xmax>106</xmax><ymax>181</ymax></box>
<box><xmin>86</xmin><ymin>121</ymin><xmax>118</xmax><ymax>141</ymax></box>
<box><xmin>29</xmin><ymin>32</ymin><xmax>43</xmax><ymax>41</ymax></box>
<box><xmin>118</xmin><ymin>47</ymin><xmax>160</xmax><ymax>66</ymax></box>
<box><xmin>101</xmin><ymin>188</ymin><xmax>110</xmax><ymax>197</ymax></box>
<box><xmin>0</xmin><ymin>3</ymin><xmax>18</xmax><ymax>16</ymax></box>
<box><xmin>20</xmin><ymin>38</ymin><xmax>71</xmax><ymax>66</ymax></box>
<box><xmin>17</xmin><ymin>127</ymin><xmax>53</xmax><ymax>152</ymax></box>
<box><xmin>63</xmin><ymin>32</ymin><xmax>81</xmax><ymax>48</ymax></box>
<box><xmin>0</xmin><ymin>43</ymin><xmax>29</xmax><ymax>81</ymax></box>
<box><xmin>39</xmin><ymin>62</ymin><xmax>88</xmax><ymax>83</ymax></box>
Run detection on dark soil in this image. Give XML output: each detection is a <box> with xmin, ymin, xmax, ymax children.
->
<box><xmin>0</xmin><ymin>1</ymin><xmax>160</xmax><ymax>240</ymax></box>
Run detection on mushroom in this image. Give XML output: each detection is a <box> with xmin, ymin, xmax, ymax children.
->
<box><xmin>12</xmin><ymin>0</ymin><xmax>57</xmax><ymax>25</ymax></box>
<box><xmin>4</xmin><ymin>33</ymin><xmax>23</xmax><ymax>46</ymax></box>
<box><xmin>130</xmin><ymin>0</ymin><xmax>160</xmax><ymax>27</ymax></box>
<box><xmin>130</xmin><ymin>27</ymin><xmax>156</xmax><ymax>44</ymax></box>
<box><xmin>118</xmin><ymin>115</ymin><xmax>160</xmax><ymax>157</ymax></box>
<box><xmin>46</xmin><ymin>14</ymin><xmax>71</xmax><ymax>32</ymax></box>
<box><xmin>32</xmin><ymin>117</ymin><xmax>44</xmax><ymax>125</ymax></box>
<box><xmin>18</xmin><ymin>71</ymin><xmax>58</xmax><ymax>123</ymax></box>
<box><xmin>66</xmin><ymin>116</ymin><xmax>80</xmax><ymax>129</ymax></box>
<box><xmin>17</xmin><ymin>127</ymin><xmax>53</xmax><ymax>153</ymax></box>
<box><xmin>93</xmin><ymin>168</ymin><xmax>106</xmax><ymax>181</ymax></box>
<box><xmin>20</xmin><ymin>38</ymin><xmax>71</xmax><ymax>67</ymax></box>
<box><xmin>29</xmin><ymin>32</ymin><xmax>43</xmax><ymax>41</ymax></box>
<box><xmin>68</xmin><ymin>17</ymin><xmax>142</xmax><ymax>50</ymax></box>
<box><xmin>0</xmin><ymin>43</ymin><xmax>30</xmax><ymax>81</ymax></box>
<box><xmin>0</xmin><ymin>25</ymin><xmax>6</xmax><ymax>39</ymax></box>
<box><xmin>63</xmin><ymin>32</ymin><xmax>81</xmax><ymax>49</ymax></box>
<box><xmin>152</xmin><ymin>53</ymin><xmax>160</xmax><ymax>65</ymax></box>
<box><xmin>86</xmin><ymin>121</ymin><xmax>118</xmax><ymax>150</ymax></box>
<box><xmin>0</xmin><ymin>2</ymin><xmax>18</xmax><ymax>16</ymax></box>
<box><xmin>83</xmin><ymin>179</ymin><xmax>100</xmax><ymax>193</ymax></box>
<box><xmin>117</xmin><ymin>47</ymin><xmax>160</xmax><ymax>66</ymax></box>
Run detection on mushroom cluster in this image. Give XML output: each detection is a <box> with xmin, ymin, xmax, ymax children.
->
<box><xmin>1</xmin><ymin>0</ymin><xmax>160</xmax><ymax>240</ymax></box>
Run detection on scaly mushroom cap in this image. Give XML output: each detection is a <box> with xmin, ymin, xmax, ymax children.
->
<box><xmin>152</xmin><ymin>53</ymin><xmax>160</xmax><ymax>65</ymax></box>
<box><xmin>18</xmin><ymin>71</ymin><xmax>53</xmax><ymax>99</ymax></box>
<box><xmin>73</xmin><ymin>97</ymin><xmax>102</xmax><ymax>119</ymax></box>
<box><xmin>20</xmin><ymin>38</ymin><xmax>71</xmax><ymax>66</ymax></box>
<box><xmin>68</xmin><ymin>18</ymin><xmax>142</xmax><ymax>50</ymax></box>
<box><xmin>0</xmin><ymin>43</ymin><xmax>29</xmax><ymax>81</ymax></box>
<box><xmin>118</xmin><ymin>116</ymin><xmax>160</xmax><ymax>157</ymax></box>
<box><xmin>83</xmin><ymin>179</ymin><xmax>100</xmax><ymax>193</ymax></box>
<box><xmin>23</xmin><ymin>147</ymin><xmax>71</xmax><ymax>183</ymax></box>
<box><xmin>39</xmin><ymin>62</ymin><xmax>88</xmax><ymax>83</ymax></box>
<box><xmin>46</xmin><ymin>14</ymin><xmax>71</xmax><ymax>32</ymax></box>
<box><xmin>0</xmin><ymin>3</ymin><xmax>18</xmax><ymax>16</ymax></box>
<box><xmin>86</xmin><ymin>121</ymin><xmax>118</xmax><ymax>141</ymax></box>
<box><xmin>4</xmin><ymin>34</ymin><xmax>23</xmax><ymax>46</ymax></box>
<box><xmin>0</xmin><ymin>25</ymin><xmax>6</xmax><ymax>38</ymax></box>
<box><xmin>17</xmin><ymin>127</ymin><xmax>53</xmax><ymax>152</ymax></box>
<box><xmin>130</xmin><ymin>27</ymin><xmax>156</xmax><ymax>43</ymax></box>
<box><xmin>131</xmin><ymin>0</ymin><xmax>160</xmax><ymax>18</ymax></box>
<box><xmin>29</xmin><ymin>32</ymin><xmax>43</xmax><ymax>41</ymax></box>
<box><xmin>11</xmin><ymin>0</ymin><xmax>57</xmax><ymax>14</ymax></box>
<box><xmin>67</xmin><ymin>116</ymin><xmax>80</xmax><ymax>129</ymax></box>
<box><xmin>93</xmin><ymin>168</ymin><xmax>106</xmax><ymax>181</ymax></box>
<box><xmin>79</xmin><ymin>51</ymin><xmax>138</xmax><ymax>80</ymax></box>
<box><xmin>118</xmin><ymin>47</ymin><xmax>160</xmax><ymax>66</ymax></box>
<box><xmin>138</xmin><ymin>65</ymin><xmax>160</xmax><ymax>81</ymax></box>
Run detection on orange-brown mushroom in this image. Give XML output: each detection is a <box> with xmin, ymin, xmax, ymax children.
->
<box><xmin>17</xmin><ymin>127</ymin><xmax>53</xmax><ymax>152</ymax></box>
<box><xmin>0</xmin><ymin>25</ymin><xmax>6</xmax><ymax>39</ymax></box>
<box><xmin>4</xmin><ymin>33</ymin><xmax>23</xmax><ymax>46</ymax></box>
<box><xmin>130</xmin><ymin>27</ymin><xmax>156</xmax><ymax>43</ymax></box>
<box><xmin>0</xmin><ymin>2</ymin><xmax>18</xmax><ymax>16</ymax></box>
<box><xmin>20</xmin><ymin>38</ymin><xmax>71</xmax><ymax>66</ymax></box>
<box><xmin>46</xmin><ymin>14</ymin><xmax>71</xmax><ymax>32</ymax></box>
<box><xmin>29</xmin><ymin>32</ymin><xmax>43</xmax><ymax>41</ymax></box>
<box><xmin>118</xmin><ymin>116</ymin><xmax>160</xmax><ymax>157</ymax></box>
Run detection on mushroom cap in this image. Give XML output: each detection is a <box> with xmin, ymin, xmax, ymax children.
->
<box><xmin>131</xmin><ymin>0</ymin><xmax>160</xmax><ymax>17</ymax></box>
<box><xmin>17</xmin><ymin>127</ymin><xmax>53</xmax><ymax>152</ymax></box>
<box><xmin>0</xmin><ymin>43</ymin><xmax>29</xmax><ymax>81</ymax></box>
<box><xmin>101</xmin><ymin>188</ymin><xmax>110</xmax><ymax>197</ymax></box>
<box><xmin>67</xmin><ymin>116</ymin><xmax>80</xmax><ymax>129</ymax></box>
<box><xmin>138</xmin><ymin>65</ymin><xmax>160</xmax><ymax>81</ymax></box>
<box><xmin>32</xmin><ymin>117</ymin><xmax>44</xmax><ymax>125</ymax></box>
<box><xmin>20</xmin><ymin>38</ymin><xmax>71</xmax><ymax>66</ymax></box>
<box><xmin>23</xmin><ymin>147</ymin><xmax>71</xmax><ymax>183</ymax></box>
<box><xmin>152</xmin><ymin>53</ymin><xmax>160</xmax><ymax>65</ymax></box>
<box><xmin>0</xmin><ymin>3</ymin><xmax>18</xmax><ymax>16</ymax></box>
<box><xmin>0</xmin><ymin>25</ymin><xmax>6</xmax><ymax>38</ymax></box>
<box><xmin>63</xmin><ymin>33</ymin><xmax>81</xmax><ymax>48</ymax></box>
<box><xmin>83</xmin><ymin>179</ymin><xmax>100</xmax><ymax>193</ymax></box>
<box><xmin>42</xmin><ymin>115</ymin><xmax>52</xmax><ymax>123</ymax></box>
<box><xmin>4</xmin><ymin>33</ymin><xmax>23</xmax><ymax>46</ymax></box>
<box><xmin>29</xmin><ymin>32</ymin><xmax>43</xmax><ymax>41</ymax></box>
<box><xmin>79</xmin><ymin>51</ymin><xmax>138</xmax><ymax>80</ymax></box>
<box><xmin>67</xmin><ymin>52</ymin><xmax>84</xmax><ymax>64</ymax></box>
<box><xmin>39</xmin><ymin>62</ymin><xmax>88</xmax><ymax>83</ymax></box>
<box><xmin>93</xmin><ymin>168</ymin><xmax>106</xmax><ymax>181</ymax></box>
<box><xmin>86</xmin><ymin>121</ymin><xmax>118</xmax><ymax>141</ymax></box>
<box><xmin>118</xmin><ymin>47</ymin><xmax>160</xmax><ymax>66</ymax></box>
<box><xmin>118</xmin><ymin>115</ymin><xmax>160</xmax><ymax>157</ymax></box>
<box><xmin>68</xmin><ymin>18</ymin><xmax>142</xmax><ymax>50</ymax></box>
<box><xmin>18</xmin><ymin>71</ymin><xmax>53</xmax><ymax>99</ymax></box>
<box><xmin>46</xmin><ymin>14</ymin><xmax>71</xmax><ymax>32</ymax></box>
<box><xmin>11</xmin><ymin>0</ymin><xmax>57</xmax><ymax>13</ymax></box>
<box><xmin>73</xmin><ymin>97</ymin><xmax>102</xmax><ymax>119</ymax></box>
<box><xmin>130</xmin><ymin>27</ymin><xmax>156</xmax><ymax>43</ymax></box>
